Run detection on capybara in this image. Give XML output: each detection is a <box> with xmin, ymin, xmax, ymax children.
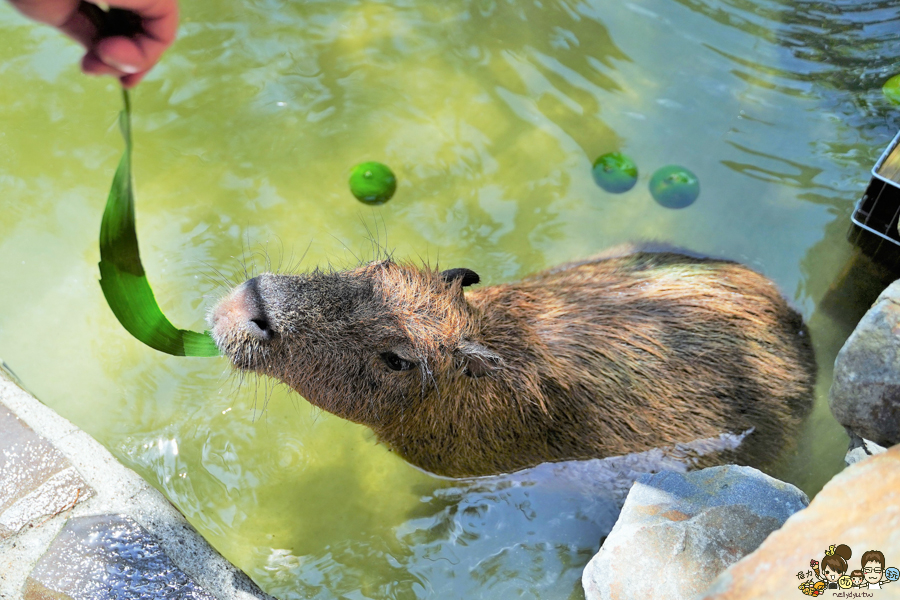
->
<box><xmin>208</xmin><ymin>247</ymin><xmax>816</xmax><ymax>477</ymax></box>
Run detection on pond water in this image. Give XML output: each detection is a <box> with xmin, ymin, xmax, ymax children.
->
<box><xmin>2</xmin><ymin>0</ymin><xmax>899</xmax><ymax>598</ymax></box>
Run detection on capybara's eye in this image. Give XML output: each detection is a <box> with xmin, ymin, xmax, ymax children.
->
<box><xmin>380</xmin><ymin>351</ymin><xmax>416</xmax><ymax>372</ymax></box>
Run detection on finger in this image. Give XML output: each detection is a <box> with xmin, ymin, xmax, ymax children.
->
<box><xmin>129</xmin><ymin>0</ymin><xmax>179</xmax><ymax>69</ymax></box>
<box><xmin>94</xmin><ymin>35</ymin><xmax>149</xmax><ymax>74</ymax></box>
<box><xmin>120</xmin><ymin>70</ymin><xmax>149</xmax><ymax>89</ymax></box>
<box><xmin>58</xmin><ymin>1</ymin><xmax>106</xmax><ymax>47</ymax></box>
<box><xmin>82</xmin><ymin>50</ymin><xmax>125</xmax><ymax>76</ymax></box>
<box><xmin>12</xmin><ymin>0</ymin><xmax>100</xmax><ymax>47</ymax></box>
<box><xmin>9</xmin><ymin>0</ymin><xmax>79</xmax><ymax>27</ymax></box>
<box><xmin>93</xmin><ymin>0</ymin><xmax>178</xmax><ymax>74</ymax></box>
<box><xmin>94</xmin><ymin>0</ymin><xmax>178</xmax><ymax>73</ymax></box>
<box><xmin>106</xmin><ymin>0</ymin><xmax>178</xmax><ymax>45</ymax></box>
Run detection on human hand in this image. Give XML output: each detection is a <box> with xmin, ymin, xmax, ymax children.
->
<box><xmin>9</xmin><ymin>0</ymin><xmax>178</xmax><ymax>87</ymax></box>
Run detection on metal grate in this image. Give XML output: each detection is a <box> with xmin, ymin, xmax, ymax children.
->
<box><xmin>848</xmin><ymin>129</ymin><xmax>900</xmax><ymax>271</ymax></box>
<box><xmin>851</xmin><ymin>178</ymin><xmax>900</xmax><ymax>245</ymax></box>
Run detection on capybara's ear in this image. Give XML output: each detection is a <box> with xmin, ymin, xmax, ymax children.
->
<box><xmin>456</xmin><ymin>340</ymin><xmax>501</xmax><ymax>378</ymax></box>
<box><xmin>441</xmin><ymin>268</ymin><xmax>480</xmax><ymax>287</ymax></box>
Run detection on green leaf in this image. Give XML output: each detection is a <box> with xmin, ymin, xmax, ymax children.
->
<box><xmin>98</xmin><ymin>90</ymin><xmax>219</xmax><ymax>357</ymax></box>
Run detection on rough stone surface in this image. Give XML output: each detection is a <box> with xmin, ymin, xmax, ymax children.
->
<box><xmin>582</xmin><ymin>465</ymin><xmax>808</xmax><ymax>600</ymax></box>
<box><xmin>0</xmin><ymin>373</ymin><xmax>276</xmax><ymax>600</ymax></box>
<box><xmin>0</xmin><ymin>407</ymin><xmax>92</xmax><ymax>539</ymax></box>
<box><xmin>831</xmin><ymin>279</ymin><xmax>900</xmax><ymax>446</ymax></box>
<box><xmin>845</xmin><ymin>434</ymin><xmax>887</xmax><ymax>466</ymax></box>
<box><xmin>701</xmin><ymin>444</ymin><xmax>900</xmax><ymax>600</ymax></box>
<box><xmin>24</xmin><ymin>514</ymin><xmax>215</xmax><ymax>600</ymax></box>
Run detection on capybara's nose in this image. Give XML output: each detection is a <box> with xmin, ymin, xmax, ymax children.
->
<box><xmin>210</xmin><ymin>277</ymin><xmax>274</xmax><ymax>341</ymax></box>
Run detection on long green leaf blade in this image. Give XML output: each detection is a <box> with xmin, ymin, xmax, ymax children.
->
<box><xmin>98</xmin><ymin>90</ymin><xmax>220</xmax><ymax>357</ymax></box>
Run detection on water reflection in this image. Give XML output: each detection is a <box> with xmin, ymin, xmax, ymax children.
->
<box><xmin>239</xmin><ymin>435</ymin><xmax>747</xmax><ymax>600</ymax></box>
<box><xmin>721</xmin><ymin>141</ymin><xmax>831</xmax><ymax>188</ymax></box>
<box><xmin>674</xmin><ymin>0</ymin><xmax>900</xmax><ymax>135</ymax></box>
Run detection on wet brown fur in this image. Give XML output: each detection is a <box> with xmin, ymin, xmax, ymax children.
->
<box><xmin>209</xmin><ymin>249</ymin><xmax>816</xmax><ymax>477</ymax></box>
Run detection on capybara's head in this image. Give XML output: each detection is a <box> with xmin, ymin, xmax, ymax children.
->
<box><xmin>209</xmin><ymin>260</ymin><xmax>494</xmax><ymax>424</ymax></box>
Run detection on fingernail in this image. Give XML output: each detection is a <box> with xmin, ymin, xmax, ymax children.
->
<box><xmin>105</xmin><ymin>58</ymin><xmax>141</xmax><ymax>74</ymax></box>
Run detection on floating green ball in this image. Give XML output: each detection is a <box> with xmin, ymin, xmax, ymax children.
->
<box><xmin>649</xmin><ymin>165</ymin><xmax>700</xmax><ymax>209</ymax></box>
<box><xmin>884</xmin><ymin>74</ymin><xmax>900</xmax><ymax>105</ymax></box>
<box><xmin>591</xmin><ymin>152</ymin><xmax>638</xmax><ymax>193</ymax></box>
<box><xmin>349</xmin><ymin>161</ymin><xmax>396</xmax><ymax>205</ymax></box>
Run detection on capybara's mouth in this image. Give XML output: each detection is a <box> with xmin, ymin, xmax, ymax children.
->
<box><xmin>208</xmin><ymin>277</ymin><xmax>275</xmax><ymax>370</ymax></box>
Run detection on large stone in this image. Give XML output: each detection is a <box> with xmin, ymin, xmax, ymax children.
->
<box><xmin>582</xmin><ymin>465</ymin><xmax>808</xmax><ymax>600</ymax></box>
<box><xmin>0</xmin><ymin>406</ymin><xmax>92</xmax><ymax>539</ymax></box>
<box><xmin>845</xmin><ymin>433</ymin><xmax>887</xmax><ymax>466</ymax></box>
<box><xmin>701</xmin><ymin>444</ymin><xmax>900</xmax><ymax>600</ymax></box>
<box><xmin>23</xmin><ymin>514</ymin><xmax>216</xmax><ymax>600</ymax></box>
<box><xmin>830</xmin><ymin>279</ymin><xmax>900</xmax><ymax>446</ymax></box>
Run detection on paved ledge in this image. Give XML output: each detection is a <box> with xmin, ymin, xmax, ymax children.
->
<box><xmin>0</xmin><ymin>371</ymin><xmax>275</xmax><ymax>600</ymax></box>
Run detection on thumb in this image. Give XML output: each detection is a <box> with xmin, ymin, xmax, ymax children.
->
<box><xmin>94</xmin><ymin>36</ymin><xmax>145</xmax><ymax>74</ymax></box>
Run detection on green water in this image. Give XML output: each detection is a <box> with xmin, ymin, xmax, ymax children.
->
<box><xmin>2</xmin><ymin>0</ymin><xmax>898</xmax><ymax>597</ymax></box>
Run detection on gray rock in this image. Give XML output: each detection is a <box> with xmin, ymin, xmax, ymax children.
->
<box><xmin>830</xmin><ymin>279</ymin><xmax>900</xmax><ymax>446</ymax></box>
<box><xmin>845</xmin><ymin>432</ymin><xmax>888</xmax><ymax>466</ymax></box>
<box><xmin>700</xmin><ymin>444</ymin><xmax>900</xmax><ymax>600</ymax></box>
<box><xmin>0</xmin><ymin>406</ymin><xmax>93</xmax><ymax>539</ymax></box>
<box><xmin>24</xmin><ymin>514</ymin><xmax>216</xmax><ymax>600</ymax></box>
<box><xmin>581</xmin><ymin>465</ymin><xmax>808</xmax><ymax>600</ymax></box>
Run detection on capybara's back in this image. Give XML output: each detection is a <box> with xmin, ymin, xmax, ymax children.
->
<box><xmin>210</xmin><ymin>248</ymin><xmax>816</xmax><ymax>477</ymax></box>
<box><xmin>459</xmin><ymin>251</ymin><xmax>815</xmax><ymax>474</ymax></box>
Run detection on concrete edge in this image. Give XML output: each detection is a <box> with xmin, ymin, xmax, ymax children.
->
<box><xmin>0</xmin><ymin>372</ymin><xmax>276</xmax><ymax>600</ymax></box>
